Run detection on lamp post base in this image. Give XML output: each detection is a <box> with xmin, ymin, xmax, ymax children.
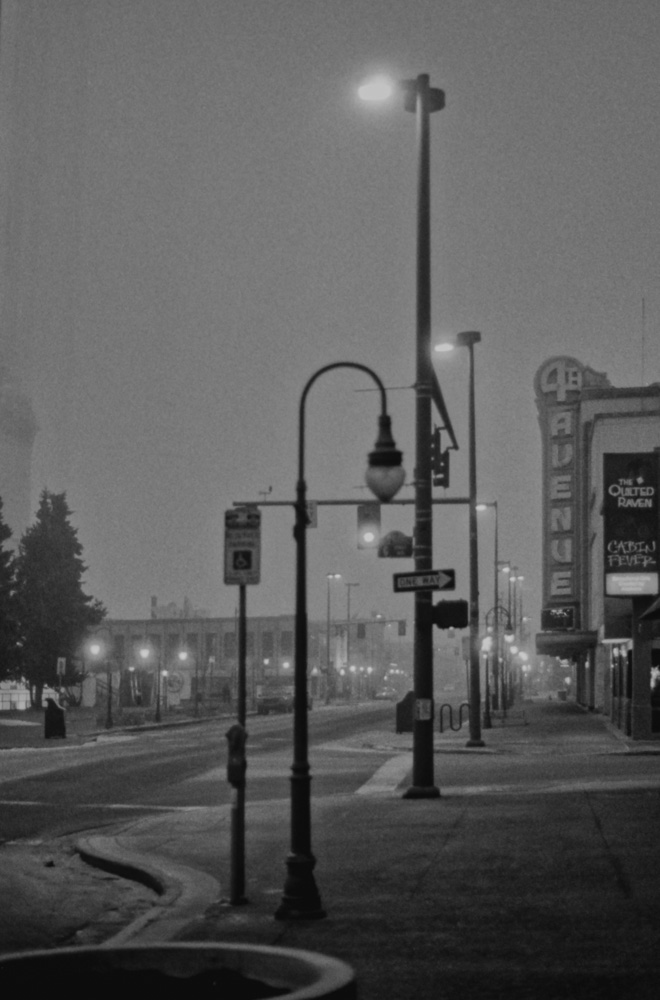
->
<box><xmin>402</xmin><ymin>785</ymin><xmax>441</xmax><ymax>799</ymax></box>
<box><xmin>275</xmin><ymin>853</ymin><xmax>326</xmax><ymax>921</ymax></box>
<box><xmin>465</xmin><ymin>738</ymin><xmax>486</xmax><ymax>748</ymax></box>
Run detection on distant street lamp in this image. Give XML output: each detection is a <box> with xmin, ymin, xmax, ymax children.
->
<box><xmin>178</xmin><ymin>649</ymin><xmax>195</xmax><ymax>715</ymax></box>
<box><xmin>485</xmin><ymin>604</ymin><xmax>514</xmax><ymax>717</ymax></box>
<box><xmin>276</xmin><ymin>360</ymin><xmax>405</xmax><ymax>921</ymax></box>
<box><xmin>88</xmin><ymin>632</ymin><xmax>113</xmax><ymax>729</ymax></box>
<box><xmin>345</xmin><ymin>581</ymin><xmax>359</xmax><ymax>702</ymax></box>
<box><xmin>325</xmin><ymin>573</ymin><xmax>341</xmax><ymax>703</ymax></box>
<box><xmin>434</xmin><ymin>331</ymin><xmax>483</xmax><ymax>746</ymax></box>
<box><xmin>477</xmin><ymin>500</ymin><xmax>499</xmax><ymax>727</ymax></box>
<box><xmin>161</xmin><ymin>669</ymin><xmax>169</xmax><ymax>714</ymax></box>
<box><xmin>139</xmin><ymin>644</ymin><xmax>162</xmax><ymax>723</ymax></box>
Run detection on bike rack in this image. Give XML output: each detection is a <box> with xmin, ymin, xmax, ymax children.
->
<box><xmin>439</xmin><ymin>702</ymin><xmax>470</xmax><ymax>732</ymax></box>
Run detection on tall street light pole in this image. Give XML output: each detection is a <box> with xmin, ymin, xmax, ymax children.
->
<box><xmin>409</xmin><ymin>74</ymin><xmax>445</xmax><ymax>797</ymax></box>
<box><xmin>275</xmin><ymin>361</ymin><xmax>405</xmax><ymax>921</ymax></box>
<box><xmin>359</xmin><ymin>72</ymin><xmax>447</xmax><ymax>797</ymax></box>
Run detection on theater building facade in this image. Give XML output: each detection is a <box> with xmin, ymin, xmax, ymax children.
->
<box><xmin>535</xmin><ymin>356</ymin><xmax>660</xmax><ymax>739</ymax></box>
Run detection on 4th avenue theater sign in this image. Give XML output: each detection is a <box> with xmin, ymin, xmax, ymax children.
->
<box><xmin>604</xmin><ymin>453</ymin><xmax>659</xmax><ymax>597</ymax></box>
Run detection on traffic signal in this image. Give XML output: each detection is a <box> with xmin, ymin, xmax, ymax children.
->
<box><xmin>432</xmin><ymin>600</ymin><xmax>469</xmax><ymax>629</ymax></box>
<box><xmin>431</xmin><ymin>427</ymin><xmax>450</xmax><ymax>488</ymax></box>
<box><xmin>357</xmin><ymin>502</ymin><xmax>381</xmax><ymax>549</ymax></box>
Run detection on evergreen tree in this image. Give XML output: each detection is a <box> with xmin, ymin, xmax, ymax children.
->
<box><xmin>0</xmin><ymin>496</ymin><xmax>20</xmax><ymax>681</ymax></box>
<box><xmin>15</xmin><ymin>490</ymin><xmax>106</xmax><ymax>707</ymax></box>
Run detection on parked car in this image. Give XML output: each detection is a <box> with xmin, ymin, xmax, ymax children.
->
<box><xmin>374</xmin><ymin>686</ymin><xmax>398</xmax><ymax>701</ymax></box>
<box><xmin>256</xmin><ymin>683</ymin><xmax>294</xmax><ymax>714</ymax></box>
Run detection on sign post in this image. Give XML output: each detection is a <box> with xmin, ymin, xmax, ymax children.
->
<box><xmin>224</xmin><ymin>506</ymin><xmax>261</xmax><ymax>906</ymax></box>
<box><xmin>224</xmin><ymin>507</ymin><xmax>261</xmax><ymax>587</ymax></box>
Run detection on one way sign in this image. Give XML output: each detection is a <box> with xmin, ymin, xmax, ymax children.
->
<box><xmin>393</xmin><ymin>569</ymin><xmax>455</xmax><ymax>593</ymax></box>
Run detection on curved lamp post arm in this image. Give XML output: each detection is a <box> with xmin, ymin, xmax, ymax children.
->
<box><xmin>298</xmin><ymin>361</ymin><xmax>388</xmax><ymax>479</ymax></box>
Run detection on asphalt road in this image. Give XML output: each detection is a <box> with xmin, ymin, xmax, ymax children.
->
<box><xmin>0</xmin><ymin>703</ymin><xmax>396</xmax><ymax>842</ymax></box>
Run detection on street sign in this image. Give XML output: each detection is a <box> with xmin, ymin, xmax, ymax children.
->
<box><xmin>393</xmin><ymin>569</ymin><xmax>455</xmax><ymax>593</ymax></box>
<box><xmin>224</xmin><ymin>507</ymin><xmax>261</xmax><ymax>585</ymax></box>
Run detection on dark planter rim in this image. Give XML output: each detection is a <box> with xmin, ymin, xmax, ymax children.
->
<box><xmin>0</xmin><ymin>941</ymin><xmax>356</xmax><ymax>1000</ymax></box>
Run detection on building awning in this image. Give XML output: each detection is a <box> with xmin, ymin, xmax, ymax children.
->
<box><xmin>639</xmin><ymin>595</ymin><xmax>660</xmax><ymax>620</ymax></box>
<box><xmin>535</xmin><ymin>631</ymin><xmax>598</xmax><ymax>657</ymax></box>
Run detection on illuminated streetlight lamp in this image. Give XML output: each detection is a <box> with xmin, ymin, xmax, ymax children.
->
<box><xmin>276</xmin><ymin>361</ymin><xmax>405</xmax><ymax>921</ymax></box>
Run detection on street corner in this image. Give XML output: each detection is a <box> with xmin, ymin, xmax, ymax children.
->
<box><xmin>0</xmin><ymin>837</ymin><xmax>157</xmax><ymax>953</ymax></box>
<box><xmin>76</xmin><ymin>829</ymin><xmax>222</xmax><ymax>945</ymax></box>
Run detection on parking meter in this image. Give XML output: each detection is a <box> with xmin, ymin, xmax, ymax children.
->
<box><xmin>225</xmin><ymin>723</ymin><xmax>247</xmax><ymax>788</ymax></box>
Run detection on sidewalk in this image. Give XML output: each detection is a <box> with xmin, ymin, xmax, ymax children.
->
<box><xmin>86</xmin><ymin>701</ymin><xmax>660</xmax><ymax>997</ymax></box>
<box><xmin>0</xmin><ymin>706</ymin><xmax>212</xmax><ymax>749</ymax></box>
<box><xmin>3</xmin><ymin>700</ymin><xmax>660</xmax><ymax>997</ymax></box>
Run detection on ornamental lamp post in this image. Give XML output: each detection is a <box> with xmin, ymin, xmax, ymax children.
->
<box><xmin>276</xmin><ymin>361</ymin><xmax>404</xmax><ymax>922</ymax></box>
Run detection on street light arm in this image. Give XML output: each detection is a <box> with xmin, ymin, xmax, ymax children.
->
<box><xmin>298</xmin><ymin>361</ymin><xmax>388</xmax><ymax>479</ymax></box>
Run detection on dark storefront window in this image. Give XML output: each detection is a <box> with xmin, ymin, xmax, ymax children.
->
<box><xmin>651</xmin><ymin>649</ymin><xmax>660</xmax><ymax>734</ymax></box>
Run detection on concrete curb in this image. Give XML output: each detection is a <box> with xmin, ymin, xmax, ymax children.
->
<box><xmin>76</xmin><ymin>834</ymin><xmax>221</xmax><ymax>945</ymax></box>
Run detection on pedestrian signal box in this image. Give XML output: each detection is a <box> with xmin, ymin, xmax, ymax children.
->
<box><xmin>432</xmin><ymin>600</ymin><xmax>469</xmax><ymax>629</ymax></box>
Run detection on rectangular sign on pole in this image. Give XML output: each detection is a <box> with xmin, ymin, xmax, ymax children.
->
<box><xmin>224</xmin><ymin>507</ymin><xmax>261</xmax><ymax>586</ymax></box>
<box><xmin>393</xmin><ymin>569</ymin><xmax>455</xmax><ymax>593</ymax></box>
<box><xmin>603</xmin><ymin>453</ymin><xmax>658</xmax><ymax>597</ymax></box>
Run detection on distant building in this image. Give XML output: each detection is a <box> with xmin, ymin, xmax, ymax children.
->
<box><xmin>534</xmin><ymin>356</ymin><xmax>660</xmax><ymax>739</ymax></box>
<box><xmin>81</xmin><ymin>614</ymin><xmax>412</xmax><ymax>712</ymax></box>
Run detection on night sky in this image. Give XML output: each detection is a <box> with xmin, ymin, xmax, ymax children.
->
<box><xmin>0</xmin><ymin>0</ymin><xmax>658</xmax><ymax>637</ymax></box>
